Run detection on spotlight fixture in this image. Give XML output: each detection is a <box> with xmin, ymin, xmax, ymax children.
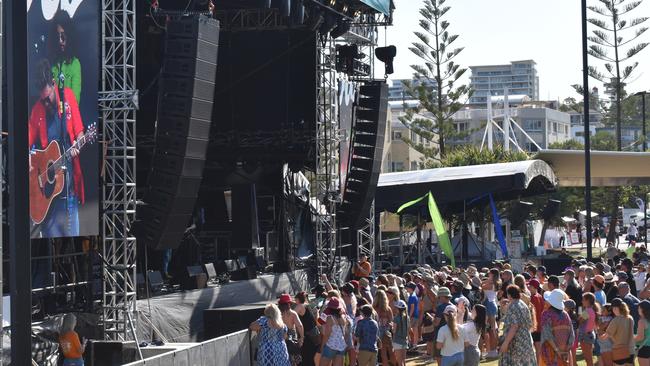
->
<box><xmin>328</xmin><ymin>0</ymin><xmax>336</xmax><ymax>6</ymax></box>
<box><xmin>375</xmin><ymin>45</ymin><xmax>396</xmax><ymax>75</ymax></box>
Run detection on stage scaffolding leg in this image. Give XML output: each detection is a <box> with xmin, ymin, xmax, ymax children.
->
<box><xmin>356</xmin><ymin>201</ymin><xmax>376</xmax><ymax>269</ymax></box>
<box><xmin>315</xmin><ymin>37</ymin><xmax>339</xmax><ymax>281</ymax></box>
<box><xmin>100</xmin><ymin>0</ymin><xmax>138</xmax><ymax>341</ymax></box>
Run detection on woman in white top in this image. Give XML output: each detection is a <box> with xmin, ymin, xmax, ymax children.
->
<box><xmin>437</xmin><ymin>305</ymin><xmax>465</xmax><ymax>366</ymax></box>
<box><xmin>461</xmin><ymin>304</ymin><xmax>486</xmax><ymax>366</ymax></box>
<box><xmin>482</xmin><ymin>268</ymin><xmax>500</xmax><ymax>358</ymax></box>
<box><xmin>320</xmin><ymin>298</ymin><xmax>349</xmax><ymax>366</ymax></box>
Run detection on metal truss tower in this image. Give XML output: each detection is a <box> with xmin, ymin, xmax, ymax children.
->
<box><xmin>100</xmin><ymin>0</ymin><xmax>138</xmax><ymax>341</ymax></box>
<box><xmin>315</xmin><ymin>37</ymin><xmax>340</xmax><ymax>279</ymax></box>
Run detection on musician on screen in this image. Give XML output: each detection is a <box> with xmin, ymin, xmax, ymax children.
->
<box><xmin>29</xmin><ymin>58</ymin><xmax>86</xmax><ymax>238</ymax></box>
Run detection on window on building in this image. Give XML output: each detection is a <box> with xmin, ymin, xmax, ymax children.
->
<box><xmin>410</xmin><ymin>161</ymin><xmax>418</xmax><ymax>170</ymax></box>
<box><xmin>524</xmin><ymin>120</ymin><xmax>543</xmax><ymax>131</ymax></box>
<box><xmin>552</xmin><ymin>122</ymin><xmax>558</xmax><ymax>133</ymax></box>
<box><xmin>393</xmin><ymin>131</ymin><xmax>402</xmax><ymax>140</ymax></box>
<box><xmin>411</xmin><ymin>130</ymin><xmax>418</xmax><ymax>142</ymax></box>
<box><xmin>525</xmin><ymin>143</ymin><xmax>539</xmax><ymax>152</ymax></box>
<box><xmin>392</xmin><ymin>162</ymin><xmax>404</xmax><ymax>172</ymax></box>
<box><xmin>456</xmin><ymin>122</ymin><xmax>469</xmax><ymax>132</ymax></box>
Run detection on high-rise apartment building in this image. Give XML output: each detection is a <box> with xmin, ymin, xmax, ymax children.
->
<box><xmin>469</xmin><ymin>60</ymin><xmax>540</xmax><ymax>106</ymax></box>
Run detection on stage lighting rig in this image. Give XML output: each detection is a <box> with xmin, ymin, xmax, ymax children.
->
<box><xmin>375</xmin><ymin>45</ymin><xmax>396</xmax><ymax>76</ymax></box>
<box><xmin>336</xmin><ymin>44</ymin><xmax>370</xmax><ymax>77</ymax></box>
<box><xmin>330</xmin><ymin>19</ymin><xmax>351</xmax><ymax>38</ymax></box>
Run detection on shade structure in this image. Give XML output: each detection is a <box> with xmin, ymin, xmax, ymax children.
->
<box><xmin>536</xmin><ymin>150</ymin><xmax>650</xmax><ymax>187</ymax></box>
<box><xmin>376</xmin><ymin>160</ymin><xmax>558</xmax><ymax>214</ymax></box>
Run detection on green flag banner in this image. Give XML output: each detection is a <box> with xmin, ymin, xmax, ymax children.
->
<box><xmin>396</xmin><ymin>191</ymin><xmax>455</xmax><ymax>267</ymax></box>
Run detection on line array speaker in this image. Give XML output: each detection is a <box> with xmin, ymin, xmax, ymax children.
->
<box><xmin>139</xmin><ymin>16</ymin><xmax>220</xmax><ymax>250</ymax></box>
<box><xmin>338</xmin><ymin>81</ymin><xmax>388</xmax><ymax>230</ymax></box>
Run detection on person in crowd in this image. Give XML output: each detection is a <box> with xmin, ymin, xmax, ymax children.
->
<box><xmin>528</xmin><ymin>278</ymin><xmax>545</xmax><ymax>364</ymax></box>
<box><xmin>59</xmin><ymin>313</ymin><xmax>86</xmax><ymax>366</ymax></box>
<box><xmin>49</xmin><ymin>11</ymin><xmax>82</xmax><ymax>103</ymax></box>
<box><xmin>598</xmin><ymin>303</ymin><xmax>614</xmax><ymax>366</ymax></box>
<box><xmin>563</xmin><ymin>269</ymin><xmax>583</xmax><ymax>307</ymax></box>
<box><xmin>635</xmin><ymin>300</ymin><xmax>650</xmax><ymax>366</ymax></box>
<box><xmin>602</xmin><ymin>298</ymin><xmax>635</xmax><ymax>366</ymax></box>
<box><xmin>436</xmin><ymin>305</ymin><xmax>465</xmax><ymax>366</ymax></box>
<box><xmin>372</xmin><ymin>289</ymin><xmax>395</xmax><ymax>366</ymax></box>
<box><xmin>540</xmin><ymin>289</ymin><xmax>575</xmax><ymax>366</ymax></box>
<box><xmin>392</xmin><ymin>300</ymin><xmax>409</xmax><ymax>366</ymax></box>
<box><xmin>635</xmin><ymin>264</ymin><xmax>648</xmax><ymax>296</ymax></box>
<box><xmin>579</xmin><ymin>292</ymin><xmax>599</xmax><ymax>366</ymax></box>
<box><xmin>628</xmin><ymin>224</ymin><xmax>639</xmax><ymax>246</ymax></box>
<box><xmin>618</xmin><ymin>282</ymin><xmax>640</xmax><ymax>328</ymax></box>
<box><xmin>498</xmin><ymin>285</ymin><xmax>537</xmax><ymax>366</ymax></box>
<box><xmin>605</xmin><ymin>272</ymin><xmax>620</xmax><ymax>302</ymax></box>
<box><xmin>319</xmin><ymin>298</ymin><xmax>349</xmax><ymax>366</ymax></box>
<box><xmin>454</xmin><ymin>297</ymin><xmax>469</xmax><ymax>324</ymax></box>
<box><xmin>481</xmin><ymin>269</ymin><xmax>500</xmax><ymax>358</ymax></box>
<box><xmin>461</xmin><ymin>304</ymin><xmax>485</xmax><ymax>366</ymax></box>
<box><xmin>433</xmin><ymin>286</ymin><xmax>453</xmax><ymax>363</ymax></box>
<box><xmin>621</xmin><ymin>258</ymin><xmax>638</xmax><ymax>295</ymax></box>
<box><xmin>354</xmin><ymin>305</ymin><xmax>379</xmax><ymax>366</ymax></box>
<box><xmin>359</xmin><ymin>277</ymin><xmax>373</xmax><ymax>304</ymax></box>
<box><xmin>406</xmin><ymin>282</ymin><xmax>420</xmax><ymax>350</ymax></box>
<box><xmin>564</xmin><ymin>299</ymin><xmax>579</xmax><ymax>365</ymax></box>
<box><xmin>294</xmin><ymin>292</ymin><xmax>320</xmax><ymax>366</ymax></box>
<box><xmin>353</xmin><ymin>254</ymin><xmax>371</xmax><ymax>280</ymax></box>
<box><xmin>278</xmin><ymin>294</ymin><xmax>304</xmax><ymax>366</ymax></box>
<box><xmin>250</xmin><ymin>304</ymin><xmax>291</xmax><ymax>366</ymax></box>
<box><xmin>593</xmin><ymin>275</ymin><xmax>608</xmax><ymax>306</ymax></box>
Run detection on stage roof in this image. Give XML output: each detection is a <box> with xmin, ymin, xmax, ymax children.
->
<box><xmin>535</xmin><ymin>150</ymin><xmax>650</xmax><ymax>187</ymax></box>
<box><xmin>376</xmin><ymin>160</ymin><xmax>558</xmax><ymax>213</ymax></box>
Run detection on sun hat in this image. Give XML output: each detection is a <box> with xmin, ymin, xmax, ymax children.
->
<box><xmin>544</xmin><ymin>289</ymin><xmax>566</xmax><ymax>311</ymax></box>
<box><xmin>604</xmin><ymin>272</ymin><xmax>617</xmax><ymax>283</ymax></box>
<box><xmin>394</xmin><ymin>300</ymin><xmax>407</xmax><ymax>309</ymax></box>
<box><xmin>278</xmin><ymin>294</ymin><xmax>293</xmax><ymax>305</ymax></box>
<box><xmin>437</xmin><ymin>286</ymin><xmax>451</xmax><ymax>298</ymax></box>
<box><xmin>458</xmin><ymin>273</ymin><xmax>472</xmax><ymax>290</ymax></box>
<box><xmin>471</xmin><ymin>277</ymin><xmax>482</xmax><ymax>288</ymax></box>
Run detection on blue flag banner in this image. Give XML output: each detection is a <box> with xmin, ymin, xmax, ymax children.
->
<box><xmin>489</xmin><ymin>193</ymin><xmax>508</xmax><ymax>257</ymax></box>
<box><xmin>359</xmin><ymin>0</ymin><xmax>391</xmax><ymax>15</ymax></box>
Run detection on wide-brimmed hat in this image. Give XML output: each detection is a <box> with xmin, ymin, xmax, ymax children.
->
<box><xmin>458</xmin><ymin>273</ymin><xmax>472</xmax><ymax>290</ymax></box>
<box><xmin>471</xmin><ymin>276</ymin><xmax>482</xmax><ymax>288</ymax></box>
<box><xmin>437</xmin><ymin>286</ymin><xmax>451</xmax><ymax>298</ymax></box>
<box><xmin>544</xmin><ymin>289</ymin><xmax>565</xmax><ymax>311</ymax></box>
<box><xmin>467</xmin><ymin>265</ymin><xmax>478</xmax><ymax>277</ymax></box>
<box><xmin>604</xmin><ymin>272</ymin><xmax>617</xmax><ymax>283</ymax></box>
<box><xmin>278</xmin><ymin>294</ymin><xmax>293</xmax><ymax>305</ymax></box>
<box><xmin>593</xmin><ymin>275</ymin><xmax>605</xmax><ymax>286</ymax></box>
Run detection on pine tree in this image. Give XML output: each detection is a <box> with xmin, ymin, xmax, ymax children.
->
<box><xmin>399</xmin><ymin>0</ymin><xmax>472</xmax><ymax>163</ymax></box>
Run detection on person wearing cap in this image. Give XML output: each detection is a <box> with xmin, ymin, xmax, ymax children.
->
<box><xmin>320</xmin><ymin>297</ymin><xmax>350</xmax><ymax>365</ymax></box>
<box><xmin>540</xmin><ymin>289</ymin><xmax>575</xmax><ymax>366</ymax></box>
<box><xmin>593</xmin><ymin>274</ymin><xmax>607</xmax><ymax>307</ymax></box>
<box><xmin>278</xmin><ymin>294</ymin><xmax>304</xmax><ymax>362</ymax></box>
<box><xmin>436</xmin><ymin>305</ymin><xmax>465</xmax><ymax>366</ymax></box>
<box><xmin>618</xmin><ymin>282</ymin><xmax>641</xmax><ymax>328</ymax></box>
<box><xmin>603</xmin><ymin>298</ymin><xmax>634</xmax><ymax>366</ymax></box>
<box><xmin>392</xmin><ymin>300</ymin><xmax>409</xmax><ymax>366</ymax></box>
<box><xmin>249</xmin><ymin>303</ymin><xmax>291</xmax><ymax>366</ymax></box>
<box><xmin>353</xmin><ymin>254</ymin><xmax>372</xmax><ymax>280</ymax></box>
<box><xmin>405</xmin><ymin>282</ymin><xmax>420</xmax><ymax>350</ymax></box>
<box><xmin>499</xmin><ymin>285</ymin><xmax>536</xmax><ymax>366</ymax></box>
<box><xmin>354</xmin><ymin>305</ymin><xmax>379</xmax><ymax>366</ymax></box>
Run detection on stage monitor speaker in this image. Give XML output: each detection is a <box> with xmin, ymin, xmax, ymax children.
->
<box><xmin>541</xmin><ymin>199</ymin><xmax>562</xmax><ymax>221</ymax></box>
<box><xmin>510</xmin><ymin>201</ymin><xmax>534</xmax><ymax>228</ymax></box>
<box><xmin>139</xmin><ymin>15</ymin><xmax>220</xmax><ymax>250</ymax></box>
<box><xmin>204</xmin><ymin>304</ymin><xmax>266</xmax><ymax>339</ymax></box>
<box><xmin>89</xmin><ymin>341</ymin><xmax>137</xmax><ymax>366</ymax></box>
<box><xmin>338</xmin><ymin>81</ymin><xmax>388</xmax><ymax>230</ymax></box>
<box><xmin>230</xmin><ymin>267</ymin><xmax>257</xmax><ymax>281</ymax></box>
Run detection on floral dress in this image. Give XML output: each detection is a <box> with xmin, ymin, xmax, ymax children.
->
<box><xmin>257</xmin><ymin>316</ymin><xmax>291</xmax><ymax>366</ymax></box>
<box><xmin>499</xmin><ymin>299</ymin><xmax>537</xmax><ymax>366</ymax></box>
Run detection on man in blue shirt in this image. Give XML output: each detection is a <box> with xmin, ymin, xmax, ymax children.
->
<box><xmin>406</xmin><ymin>282</ymin><xmax>420</xmax><ymax>349</ymax></box>
<box><xmin>354</xmin><ymin>305</ymin><xmax>378</xmax><ymax>366</ymax></box>
<box><xmin>618</xmin><ymin>282</ymin><xmax>640</xmax><ymax>329</ymax></box>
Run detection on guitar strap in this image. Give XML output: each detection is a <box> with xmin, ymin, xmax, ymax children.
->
<box><xmin>57</xmin><ymin>67</ymin><xmax>73</xmax><ymax>212</ymax></box>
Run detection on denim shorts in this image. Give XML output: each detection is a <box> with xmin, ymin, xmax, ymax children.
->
<box><xmin>484</xmin><ymin>300</ymin><xmax>498</xmax><ymax>317</ymax></box>
<box><xmin>578</xmin><ymin>330</ymin><xmax>596</xmax><ymax>345</ymax></box>
<box><xmin>441</xmin><ymin>351</ymin><xmax>464</xmax><ymax>366</ymax></box>
<box><xmin>321</xmin><ymin>344</ymin><xmax>346</xmax><ymax>359</ymax></box>
<box><xmin>63</xmin><ymin>359</ymin><xmax>84</xmax><ymax>366</ymax></box>
<box><xmin>598</xmin><ymin>337</ymin><xmax>613</xmax><ymax>353</ymax></box>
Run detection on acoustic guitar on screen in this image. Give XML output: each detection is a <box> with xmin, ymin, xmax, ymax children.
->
<box><xmin>29</xmin><ymin>123</ymin><xmax>97</xmax><ymax>224</ymax></box>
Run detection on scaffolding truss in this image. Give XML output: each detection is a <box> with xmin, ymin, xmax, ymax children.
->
<box><xmin>315</xmin><ymin>37</ymin><xmax>340</xmax><ymax>279</ymax></box>
<box><xmin>356</xmin><ymin>200</ymin><xmax>375</xmax><ymax>265</ymax></box>
<box><xmin>100</xmin><ymin>0</ymin><xmax>138</xmax><ymax>341</ymax></box>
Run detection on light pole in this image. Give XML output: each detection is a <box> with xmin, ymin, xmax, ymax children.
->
<box><xmin>635</xmin><ymin>91</ymin><xmax>648</xmax><ymax>151</ymax></box>
<box><xmin>582</xmin><ymin>0</ymin><xmax>593</xmax><ymax>260</ymax></box>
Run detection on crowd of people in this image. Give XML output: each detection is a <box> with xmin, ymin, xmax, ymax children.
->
<box><xmin>248</xmin><ymin>251</ymin><xmax>650</xmax><ymax>366</ymax></box>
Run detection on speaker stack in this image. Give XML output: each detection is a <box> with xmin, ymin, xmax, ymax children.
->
<box><xmin>338</xmin><ymin>81</ymin><xmax>388</xmax><ymax>230</ymax></box>
<box><xmin>139</xmin><ymin>16</ymin><xmax>220</xmax><ymax>250</ymax></box>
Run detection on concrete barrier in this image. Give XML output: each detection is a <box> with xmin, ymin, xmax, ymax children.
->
<box><xmin>123</xmin><ymin>329</ymin><xmax>255</xmax><ymax>366</ymax></box>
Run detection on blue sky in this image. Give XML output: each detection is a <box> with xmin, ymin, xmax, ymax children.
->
<box><xmin>382</xmin><ymin>0</ymin><xmax>650</xmax><ymax>101</ymax></box>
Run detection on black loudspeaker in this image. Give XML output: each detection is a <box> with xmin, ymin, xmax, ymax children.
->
<box><xmin>203</xmin><ymin>303</ymin><xmax>266</xmax><ymax>339</ymax></box>
<box><xmin>510</xmin><ymin>201</ymin><xmax>533</xmax><ymax>228</ymax></box>
<box><xmin>89</xmin><ymin>341</ymin><xmax>137</xmax><ymax>366</ymax></box>
<box><xmin>140</xmin><ymin>16</ymin><xmax>220</xmax><ymax>250</ymax></box>
<box><xmin>338</xmin><ymin>81</ymin><xmax>388</xmax><ymax>230</ymax></box>
<box><xmin>541</xmin><ymin>199</ymin><xmax>562</xmax><ymax>220</ymax></box>
<box><xmin>182</xmin><ymin>265</ymin><xmax>208</xmax><ymax>290</ymax></box>
<box><xmin>231</xmin><ymin>184</ymin><xmax>261</xmax><ymax>250</ymax></box>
